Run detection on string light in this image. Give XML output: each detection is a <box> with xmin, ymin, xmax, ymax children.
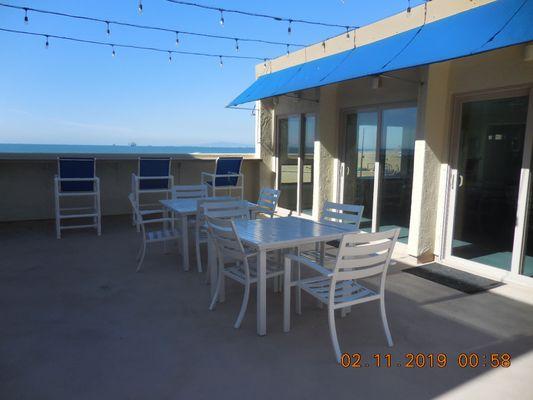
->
<box><xmin>234</xmin><ymin>38</ymin><xmax>239</xmax><ymax>52</ymax></box>
<box><xmin>138</xmin><ymin>0</ymin><xmax>143</xmax><ymax>14</ymax></box>
<box><xmin>106</xmin><ymin>21</ymin><xmax>111</xmax><ymax>35</ymax></box>
<box><xmin>0</xmin><ymin>3</ymin><xmax>305</xmax><ymax>50</ymax></box>
<box><xmin>286</xmin><ymin>44</ymin><xmax>289</xmax><ymax>55</ymax></box>
<box><xmin>322</xmin><ymin>41</ymin><xmax>326</xmax><ymax>51</ymax></box>
<box><xmin>165</xmin><ymin>1</ymin><xmax>358</xmax><ymax>33</ymax></box>
<box><xmin>0</xmin><ymin>27</ymin><xmax>267</xmax><ymax>63</ymax></box>
<box><xmin>175</xmin><ymin>31</ymin><xmax>179</xmax><ymax>46</ymax></box>
<box><xmin>168</xmin><ymin>51</ymin><xmax>172</xmax><ymax>62</ymax></box>
<box><xmin>111</xmin><ymin>44</ymin><xmax>116</xmax><ymax>57</ymax></box>
<box><xmin>407</xmin><ymin>0</ymin><xmax>412</xmax><ymax>13</ymax></box>
<box><xmin>219</xmin><ymin>9</ymin><xmax>224</xmax><ymax>26</ymax></box>
<box><xmin>45</xmin><ymin>35</ymin><xmax>49</xmax><ymax>49</ymax></box>
<box><xmin>288</xmin><ymin>19</ymin><xmax>292</xmax><ymax>35</ymax></box>
<box><xmin>219</xmin><ymin>55</ymin><xmax>223</xmax><ymax>67</ymax></box>
<box><xmin>346</xmin><ymin>26</ymin><xmax>350</xmax><ymax>38</ymax></box>
<box><xmin>23</xmin><ymin>7</ymin><xmax>28</xmax><ymax>24</ymax></box>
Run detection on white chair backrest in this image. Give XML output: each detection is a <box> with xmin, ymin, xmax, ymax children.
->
<box><xmin>257</xmin><ymin>188</ymin><xmax>281</xmax><ymax>218</ymax></box>
<box><xmin>321</xmin><ymin>201</ymin><xmax>364</xmax><ymax>229</ymax></box>
<box><xmin>206</xmin><ymin>216</ymin><xmax>246</xmax><ymax>262</ymax></box>
<box><xmin>333</xmin><ymin>229</ymin><xmax>399</xmax><ymax>284</ymax></box>
<box><xmin>203</xmin><ymin>200</ymin><xmax>250</xmax><ymax>220</ymax></box>
<box><xmin>171</xmin><ymin>184</ymin><xmax>207</xmax><ymax>199</ymax></box>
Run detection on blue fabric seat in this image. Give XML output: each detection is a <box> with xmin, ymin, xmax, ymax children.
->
<box><xmin>139</xmin><ymin>158</ymin><xmax>171</xmax><ymax>190</ymax></box>
<box><xmin>58</xmin><ymin>158</ymin><xmax>95</xmax><ymax>192</ymax></box>
<box><xmin>205</xmin><ymin>157</ymin><xmax>243</xmax><ymax>187</ymax></box>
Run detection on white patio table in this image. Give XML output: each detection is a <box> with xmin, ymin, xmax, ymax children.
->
<box><xmin>215</xmin><ymin>216</ymin><xmax>358</xmax><ymax>336</ymax></box>
<box><xmin>160</xmin><ymin>198</ymin><xmax>257</xmax><ymax>271</ymax></box>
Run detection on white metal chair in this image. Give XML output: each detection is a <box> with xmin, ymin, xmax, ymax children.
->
<box><xmin>256</xmin><ymin>188</ymin><xmax>281</xmax><ymax>218</ymax></box>
<box><xmin>54</xmin><ymin>157</ymin><xmax>101</xmax><ymax>239</ymax></box>
<box><xmin>131</xmin><ymin>158</ymin><xmax>174</xmax><ymax>231</ymax></box>
<box><xmin>194</xmin><ymin>196</ymin><xmax>236</xmax><ymax>273</ymax></box>
<box><xmin>201</xmin><ymin>157</ymin><xmax>244</xmax><ymax>199</ymax></box>
<box><xmin>302</xmin><ymin>201</ymin><xmax>364</xmax><ymax>264</ymax></box>
<box><xmin>283</xmin><ymin>228</ymin><xmax>399</xmax><ymax>363</ymax></box>
<box><xmin>171</xmin><ymin>184</ymin><xmax>207</xmax><ymax>200</ymax></box>
<box><xmin>128</xmin><ymin>193</ymin><xmax>180</xmax><ymax>272</ymax></box>
<box><xmin>207</xmin><ymin>215</ymin><xmax>284</xmax><ymax>328</ymax></box>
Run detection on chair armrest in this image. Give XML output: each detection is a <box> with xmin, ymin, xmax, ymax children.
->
<box><xmin>55</xmin><ymin>177</ymin><xmax>98</xmax><ymax>182</ymax></box>
<box><xmin>140</xmin><ymin>209</ymin><xmax>165</xmax><ymax>216</ymax></box>
<box><xmin>285</xmin><ymin>254</ymin><xmax>334</xmax><ymax>277</ymax></box>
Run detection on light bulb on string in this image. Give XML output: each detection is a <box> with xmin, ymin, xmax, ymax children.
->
<box><xmin>322</xmin><ymin>41</ymin><xmax>326</xmax><ymax>51</ymax></box>
<box><xmin>168</xmin><ymin>51</ymin><xmax>172</xmax><ymax>63</ymax></box>
<box><xmin>106</xmin><ymin>21</ymin><xmax>111</xmax><ymax>35</ymax></box>
<box><xmin>263</xmin><ymin>59</ymin><xmax>267</xmax><ymax>71</ymax></box>
<box><xmin>45</xmin><ymin>35</ymin><xmax>49</xmax><ymax>49</ymax></box>
<box><xmin>346</xmin><ymin>27</ymin><xmax>350</xmax><ymax>39</ymax></box>
<box><xmin>219</xmin><ymin>10</ymin><xmax>224</xmax><ymax>26</ymax></box>
<box><xmin>24</xmin><ymin>8</ymin><xmax>29</xmax><ymax>24</ymax></box>
<box><xmin>234</xmin><ymin>39</ymin><xmax>239</xmax><ymax>52</ymax></box>
<box><xmin>111</xmin><ymin>45</ymin><xmax>116</xmax><ymax>57</ymax></box>
<box><xmin>219</xmin><ymin>55</ymin><xmax>223</xmax><ymax>68</ymax></box>
<box><xmin>287</xmin><ymin>20</ymin><xmax>292</xmax><ymax>35</ymax></box>
<box><xmin>175</xmin><ymin>31</ymin><xmax>179</xmax><ymax>47</ymax></box>
<box><xmin>407</xmin><ymin>0</ymin><xmax>412</xmax><ymax>14</ymax></box>
<box><xmin>286</xmin><ymin>44</ymin><xmax>290</xmax><ymax>56</ymax></box>
<box><xmin>138</xmin><ymin>0</ymin><xmax>143</xmax><ymax>15</ymax></box>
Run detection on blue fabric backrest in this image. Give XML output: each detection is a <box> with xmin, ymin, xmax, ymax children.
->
<box><xmin>59</xmin><ymin>158</ymin><xmax>95</xmax><ymax>192</ymax></box>
<box><xmin>139</xmin><ymin>158</ymin><xmax>171</xmax><ymax>190</ymax></box>
<box><xmin>214</xmin><ymin>157</ymin><xmax>243</xmax><ymax>186</ymax></box>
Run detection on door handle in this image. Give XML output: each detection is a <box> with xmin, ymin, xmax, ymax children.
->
<box><xmin>458</xmin><ymin>174</ymin><xmax>464</xmax><ymax>187</ymax></box>
<box><xmin>345</xmin><ymin>166</ymin><xmax>350</xmax><ymax>176</ymax></box>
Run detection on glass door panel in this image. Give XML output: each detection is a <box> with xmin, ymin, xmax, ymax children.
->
<box><xmin>451</xmin><ymin>96</ymin><xmax>529</xmax><ymax>271</ymax></box>
<box><xmin>301</xmin><ymin>115</ymin><xmax>315</xmax><ymax>215</ymax></box>
<box><xmin>378</xmin><ymin>107</ymin><xmax>417</xmax><ymax>243</ymax></box>
<box><xmin>278</xmin><ymin>116</ymin><xmax>300</xmax><ymax>210</ymax></box>
<box><xmin>521</xmin><ymin>157</ymin><xmax>533</xmax><ymax>277</ymax></box>
<box><xmin>343</xmin><ymin>111</ymin><xmax>378</xmax><ymax>229</ymax></box>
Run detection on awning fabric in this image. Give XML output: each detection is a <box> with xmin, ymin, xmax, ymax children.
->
<box><xmin>228</xmin><ymin>0</ymin><xmax>533</xmax><ymax>106</ymax></box>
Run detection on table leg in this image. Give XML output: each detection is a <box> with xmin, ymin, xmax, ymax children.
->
<box><xmin>257</xmin><ymin>249</ymin><xmax>267</xmax><ymax>336</ymax></box>
<box><xmin>181</xmin><ymin>215</ymin><xmax>189</xmax><ymax>271</ymax></box>
<box><xmin>208</xmin><ymin>236</ymin><xmax>217</xmax><ymax>297</ymax></box>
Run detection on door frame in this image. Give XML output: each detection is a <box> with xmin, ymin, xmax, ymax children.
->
<box><xmin>441</xmin><ymin>85</ymin><xmax>533</xmax><ymax>282</ymax></box>
<box><xmin>337</xmin><ymin>101</ymin><xmax>417</xmax><ymax>233</ymax></box>
<box><xmin>275</xmin><ymin>112</ymin><xmax>317</xmax><ymax>216</ymax></box>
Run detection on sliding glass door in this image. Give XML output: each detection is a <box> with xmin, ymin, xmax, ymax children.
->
<box><xmin>342</xmin><ymin>105</ymin><xmax>416</xmax><ymax>242</ymax></box>
<box><xmin>445</xmin><ymin>90</ymin><xmax>533</xmax><ymax>278</ymax></box>
<box><xmin>277</xmin><ymin>114</ymin><xmax>316</xmax><ymax>215</ymax></box>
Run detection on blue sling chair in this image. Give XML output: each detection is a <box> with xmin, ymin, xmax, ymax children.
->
<box><xmin>201</xmin><ymin>157</ymin><xmax>244</xmax><ymax>198</ymax></box>
<box><xmin>54</xmin><ymin>157</ymin><xmax>101</xmax><ymax>239</ymax></box>
<box><xmin>131</xmin><ymin>158</ymin><xmax>174</xmax><ymax>231</ymax></box>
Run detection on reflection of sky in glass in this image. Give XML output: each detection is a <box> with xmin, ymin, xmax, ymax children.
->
<box><xmin>305</xmin><ymin>116</ymin><xmax>316</xmax><ymax>155</ymax></box>
<box><xmin>288</xmin><ymin>116</ymin><xmax>300</xmax><ymax>155</ymax></box>
<box><xmin>382</xmin><ymin>107</ymin><xmax>417</xmax><ymax>150</ymax></box>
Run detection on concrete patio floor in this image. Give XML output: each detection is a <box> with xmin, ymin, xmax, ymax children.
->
<box><xmin>1</xmin><ymin>216</ymin><xmax>533</xmax><ymax>400</ymax></box>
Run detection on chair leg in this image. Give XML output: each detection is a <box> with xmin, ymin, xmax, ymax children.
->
<box><xmin>209</xmin><ymin>269</ymin><xmax>223</xmax><ymax>310</ymax></box>
<box><xmin>380</xmin><ymin>297</ymin><xmax>394</xmax><ymax>347</ymax></box>
<box><xmin>136</xmin><ymin>240</ymin><xmax>143</xmax><ymax>260</ymax></box>
<box><xmin>234</xmin><ymin>281</ymin><xmax>250</xmax><ymax>329</ymax></box>
<box><xmin>328</xmin><ymin>305</ymin><xmax>342</xmax><ymax>363</ymax></box>
<box><xmin>283</xmin><ymin>258</ymin><xmax>291</xmax><ymax>333</ymax></box>
<box><xmin>219</xmin><ymin>268</ymin><xmax>226</xmax><ymax>303</ymax></box>
<box><xmin>295</xmin><ymin>261</ymin><xmax>302</xmax><ymax>315</ymax></box>
<box><xmin>195</xmin><ymin>230</ymin><xmax>203</xmax><ymax>273</ymax></box>
<box><xmin>136</xmin><ymin>241</ymin><xmax>146</xmax><ymax>272</ymax></box>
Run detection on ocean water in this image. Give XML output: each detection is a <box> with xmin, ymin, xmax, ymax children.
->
<box><xmin>0</xmin><ymin>143</ymin><xmax>255</xmax><ymax>155</ymax></box>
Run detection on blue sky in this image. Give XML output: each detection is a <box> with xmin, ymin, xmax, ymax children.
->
<box><xmin>0</xmin><ymin>0</ymin><xmax>424</xmax><ymax>146</ymax></box>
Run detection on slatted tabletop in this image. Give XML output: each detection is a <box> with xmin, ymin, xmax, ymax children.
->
<box><xmin>233</xmin><ymin>216</ymin><xmax>357</xmax><ymax>251</ymax></box>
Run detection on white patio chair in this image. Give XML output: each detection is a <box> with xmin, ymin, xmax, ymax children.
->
<box><xmin>54</xmin><ymin>157</ymin><xmax>101</xmax><ymax>239</ymax></box>
<box><xmin>207</xmin><ymin>215</ymin><xmax>284</xmax><ymax>328</ymax></box>
<box><xmin>302</xmin><ymin>201</ymin><xmax>364</xmax><ymax>264</ymax></box>
<box><xmin>128</xmin><ymin>193</ymin><xmax>180</xmax><ymax>272</ymax></box>
<box><xmin>131</xmin><ymin>158</ymin><xmax>174</xmax><ymax>231</ymax></box>
<box><xmin>201</xmin><ymin>157</ymin><xmax>244</xmax><ymax>199</ymax></box>
<box><xmin>194</xmin><ymin>196</ymin><xmax>236</xmax><ymax>273</ymax></box>
<box><xmin>256</xmin><ymin>188</ymin><xmax>281</xmax><ymax>218</ymax></box>
<box><xmin>171</xmin><ymin>184</ymin><xmax>207</xmax><ymax>200</ymax></box>
<box><xmin>283</xmin><ymin>228</ymin><xmax>399</xmax><ymax>363</ymax></box>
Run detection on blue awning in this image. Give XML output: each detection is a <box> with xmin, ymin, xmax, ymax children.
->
<box><xmin>229</xmin><ymin>0</ymin><xmax>533</xmax><ymax>106</ymax></box>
